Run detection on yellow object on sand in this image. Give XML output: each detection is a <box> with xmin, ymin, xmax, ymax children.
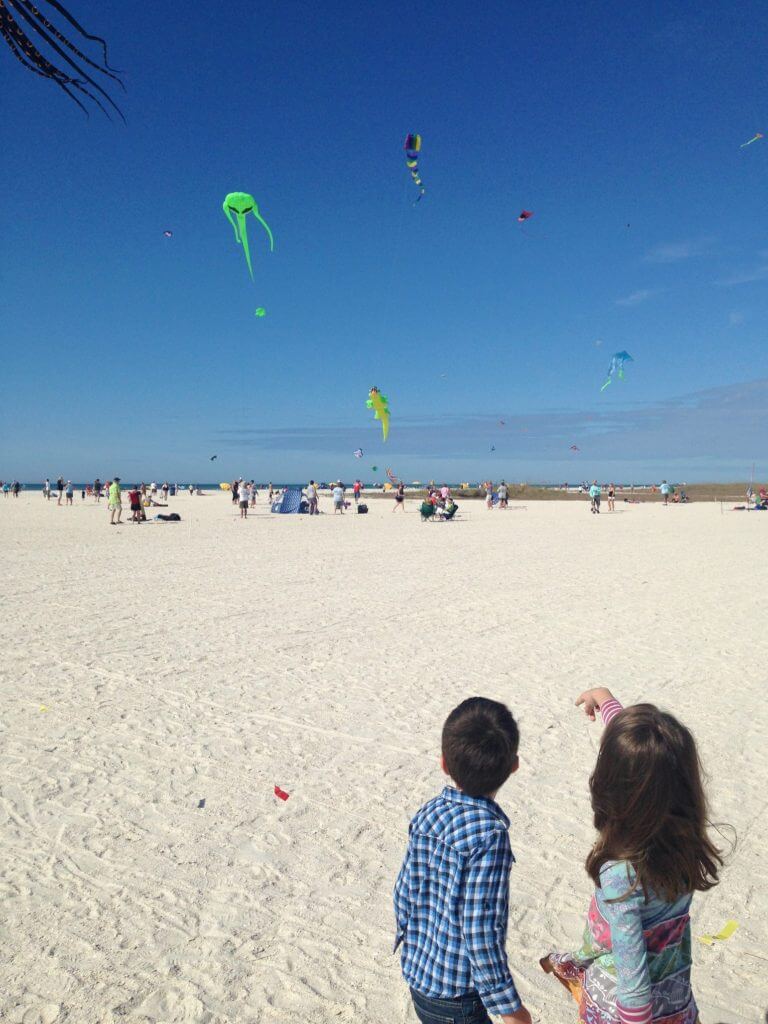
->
<box><xmin>219</xmin><ymin>482</ymin><xmax>231</xmax><ymax>491</ymax></box>
<box><xmin>699</xmin><ymin>920</ymin><xmax>739</xmax><ymax>946</ymax></box>
<box><xmin>40</xmin><ymin>705</ymin><xmax>48</xmax><ymax>712</ymax></box>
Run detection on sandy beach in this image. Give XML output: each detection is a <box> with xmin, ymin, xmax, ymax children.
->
<box><xmin>1</xmin><ymin>491</ymin><xmax>765</xmax><ymax>1024</ymax></box>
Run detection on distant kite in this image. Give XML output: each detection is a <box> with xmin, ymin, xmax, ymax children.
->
<box><xmin>386</xmin><ymin>467</ymin><xmax>399</xmax><ymax>484</ymax></box>
<box><xmin>254</xmin><ymin>307</ymin><xmax>266</xmax><ymax>317</ymax></box>
<box><xmin>366</xmin><ymin>387</ymin><xmax>390</xmax><ymax>442</ymax></box>
<box><xmin>163</xmin><ymin>230</ymin><xmax>173</xmax><ymax>238</ymax></box>
<box><xmin>371</xmin><ymin>465</ymin><xmax>378</xmax><ymax>472</ymax></box>
<box><xmin>741</xmin><ymin>133</ymin><xmax>763</xmax><ymax>148</ymax></box>
<box><xmin>499</xmin><ymin>420</ymin><xmax>506</xmax><ymax>427</ymax></box>
<box><xmin>404</xmin><ymin>133</ymin><xmax>425</xmax><ymax>203</ymax></box>
<box><xmin>517</xmin><ymin>211</ymin><xmax>534</xmax><ymax>222</ymax></box>
<box><xmin>570</xmin><ymin>445</ymin><xmax>580</xmax><ymax>453</ymax></box>
<box><xmin>353</xmin><ymin>448</ymin><xmax>363</xmax><ymax>459</ymax></box>
<box><xmin>0</xmin><ymin>0</ymin><xmax>125</xmax><ymax>119</ymax></box>
<box><xmin>210</xmin><ymin>455</ymin><xmax>218</xmax><ymax>461</ymax></box>
<box><xmin>490</xmin><ymin>445</ymin><xmax>496</xmax><ymax>452</ymax></box>
<box><xmin>601</xmin><ymin>351</ymin><xmax>633</xmax><ymax>392</ymax></box>
<box><xmin>222</xmin><ymin>192</ymin><xmax>274</xmax><ymax>280</ymax></box>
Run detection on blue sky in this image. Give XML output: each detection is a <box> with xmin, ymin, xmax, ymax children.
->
<box><xmin>2</xmin><ymin>0</ymin><xmax>768</xmax><ymax>483</ymax></box>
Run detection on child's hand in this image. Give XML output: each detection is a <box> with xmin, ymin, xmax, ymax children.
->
<box><xmin>500</xmin><ymin>1007</ymin><xmax>532</xmax><ymax>1024</ymax></box>
<box><xmin>575</xmin><ymin>687</ymin><xmax>615</xmax><ymax>720</ymax></box>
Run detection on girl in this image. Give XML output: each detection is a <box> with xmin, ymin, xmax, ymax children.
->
<box><xmin>541</xmin><ymin>687</ymin><xmax>722</xmax><ymax>1024</ymax></box>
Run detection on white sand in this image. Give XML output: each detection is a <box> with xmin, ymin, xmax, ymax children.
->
<box><xmin>0</xmin><ymin>492</ymin><xmax>765</xmax><ymax>1023</ymax></box>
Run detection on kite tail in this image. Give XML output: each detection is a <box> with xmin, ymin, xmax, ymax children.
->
<box><xmin>239</xmin><ymin>216</ymin><xmax>254</xmax><ymax>280</ymax></box>
<box><xmin>600</xmin><ymin>379</ymin><xmax>611</xmax><ymax>392</ymax></box>
<box><xmin>253</xmin><ymin>210</ymin><xmax>274</xmax><ymax>252</ymax></box>
<box><xmin>222</xmin><ymin>202</ymin><xmax>240</xmax><ymax>242</ymax></box>
<box><xmin>382</xmin><ymin>413</ymin><xmax>389</xmax><ymax>442</ymax></box>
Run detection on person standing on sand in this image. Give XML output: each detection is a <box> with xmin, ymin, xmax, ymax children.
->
<box><xmin>94</xmin><ymin>478</ymin><xmax>102</xmax><ymax>502</ymax></box>
<box><xmin>43</xmin><ymin>478</ymin><xmax>51</xmax><ymax>500</ymax></box>
<box><xmin>660</xmin><ymin>480</ymin><xmax>671</xmax><ymax>506</ymax></box>
<box><xmin>589</xmin><ymin>480</ymin><xmax>601</xmax><ymax>514</ymax></box>
<box><xmin>498</xmin><ymin>480</ymin><xmax>509</xmax><ymax>509</ymax></box>
<box><xmin>129</xmin><ymin>484</ymin><xmax>142</xmax><ymax>523</ymax></box>
<box><xmin>238</xmin><ymin>484</ymin><xmax>249</xmax><ymax>519</ymax></box>
<box><xmin>12</xmin><ymin>480</ymin><xmax>21</xmax><ymax>498</ymax></box>
<box><xmin>393</xmin><ymin>481</ymin><xmax>405</xmax><ymax>512</ymax></box>
<box><xmin>65</xmin><ymin>480</ymin><xmax>73</xmax><ymax>505</ymax></box>
<box><xmin>332</xmin><ymin>481</ymin><xmax>345</xmax><ymax>514</ymax></box>
<box><xmin>353</xmin><ymin>479</ymin><xmax>362</xmax><ymax>505</ymax></box>
<box><xmin>307</xmin><ymin>480</ymin><xmax>319</xmax><ymax>515</ymax></box>
<box><xmin>162</xmin><ymin>481</ymin><xmax>169</xmax><ymax>502</ymax></box>
<box><xmin>109</xmin><ymin>478</ymin><xmax>122</xmax><ymax>525</ymax></box>
<box><xmin>607</xmin><ymin>483</ymin><xmax>615</xmax><ymax>512</ymax></box>
<box><xmin>485</xmin><ymin>480</ymin><xmax>494</xmax><ymax>510</ymax></box>
<box><xmin>56</xmin><ymin>476</ymin><xmax>64</xmax><ymax>505</ymax></box>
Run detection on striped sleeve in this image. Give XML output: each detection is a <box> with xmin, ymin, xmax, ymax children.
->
<box><xmin>600</xmin><ymin>697</ymin><xmax>624</xmax><ymax>724</ymax></box>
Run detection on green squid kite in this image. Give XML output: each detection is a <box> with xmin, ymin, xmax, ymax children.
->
<box><xmin>222</xmin><ymin>192</ymin><xmax>274</xmax><ymax>280</ymax></box>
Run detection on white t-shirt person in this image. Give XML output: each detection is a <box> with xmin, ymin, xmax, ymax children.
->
<box><xmin>332</xmin><ymin>485</ymin><xmax>344</xmax><ymax>505</ymax></box>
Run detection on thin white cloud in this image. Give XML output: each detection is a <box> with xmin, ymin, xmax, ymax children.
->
<box><xmin>719</xmin><ymin>264</ymin><xmax>768</xmax><ymax>286</ymax></box>
<box><xmin>644</xmin><ymin>238</ymin><xmax>714</xmax><ymax>263</ymax></box>
<box><xmin>615</xmin><ymin>289</ymin><xmax>655</xmax><ymax>307</ymax></box>
<box><xmin>728</xmin><ymin>311</ymin><xmax>745</xmax><ymax>326</ymax></box>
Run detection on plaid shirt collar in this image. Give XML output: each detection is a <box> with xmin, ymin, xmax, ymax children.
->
<box><xmin>440</xmin><ymin>786</ymin><xmax>510</xmax><ymax>829</ymax></box>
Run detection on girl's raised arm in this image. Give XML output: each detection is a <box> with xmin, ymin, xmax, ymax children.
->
<box><xmin>576</xmin><ymin>688</ymin><xmax>624</xmax><ymax>724</ymax></box>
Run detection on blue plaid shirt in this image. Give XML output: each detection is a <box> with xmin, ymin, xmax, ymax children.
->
<box><xmin>393</xmin><ymin>786</ymin><xmax>521</xmax><ymax>1016</ymax></box>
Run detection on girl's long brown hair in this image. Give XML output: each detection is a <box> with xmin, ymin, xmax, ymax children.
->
<box><xmin>587</xmin><ymin>703</ymin><xmax>723</xmax><ymax>902</ymax></box>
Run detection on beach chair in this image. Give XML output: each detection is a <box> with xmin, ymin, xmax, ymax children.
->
<box><xmin>441</xmin><ymin>503</ymin><xmax>459</xmax><ymax>521</ymax></box>
<box><xmin>420</xmin><ymin>501</ymin><xmax>436</xmax><ymax>522</ymax></box>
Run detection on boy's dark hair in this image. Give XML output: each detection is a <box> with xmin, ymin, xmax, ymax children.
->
<box><xmin>442</xmin><ymin>697</ymin><xmax>519</xmax><ymax>797</ymax></box>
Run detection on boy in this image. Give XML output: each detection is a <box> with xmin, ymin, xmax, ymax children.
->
<box><xmin>394</xmin><ymin>698</ymin><xmax>531</xmax><ymax>1024</ymax></box>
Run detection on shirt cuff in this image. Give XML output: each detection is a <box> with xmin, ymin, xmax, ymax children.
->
<box><xmin>480</xmin><ymin>981</ymin><xmax>522</xmax><ymax>1016</ymax></box>
<box><xmin>600</xmin><ymin>697</ymin><xmax>624</xmax><ymax>725</ymax></box>
<box><xmin>617</xmin><ymin>1002</ymin><xmax>653</xmax><ymax>1024</ymax></box>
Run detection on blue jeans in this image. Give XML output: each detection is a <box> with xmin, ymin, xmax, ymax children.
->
<box><xmin>410</xmin><ymin>988</ymin><xmax>492</xmax><ymax>1024</ymax></box>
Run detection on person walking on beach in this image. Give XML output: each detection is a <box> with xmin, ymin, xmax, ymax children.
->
<box><xmin>307</xmin><ymin>480</ymin><xmax>319</xmax><ymax>515</ymax></box>
<box><xmin>108</xmin><ymin>478</ymin><xmax>122</xmax><ymax>525</ymax></box>
<box><xmin>589</xmin><ymin>480</ymin><xmax>601</xmax><ymax>514</ymax></box>
<box><xmin>56</xmin><ymin>476</ymin><xmax>64</xmax><ymax>506</ymax></box>
<box><xmin>12</xmin><ymin>480</ymin><xmax>21</xmax><ymax>498</ymax></box>
<box><xmin>660</xmin><ymin>479</ymin><xmax>671</xmax><ymax>506</ymax></box>
<box><xmin>162</xmin><ymin>481</ymin><xmax>169</xmax><ymax>503</ymax></box>
<box><xmin>94</xmin><ymin>478</ymin><xmax>102</xmax><ymax>502</ymax></box>
<box><xmin>485</xmin><ymin>480</ymin><xmax>493</xmax><ymax>509</ymax></box>
<box><xmin>498</xmin><ymin>480</ymin><xmax>509</xmax><ymax>509</ymax></box>
<box><xmin>607</xmin><ymin>483</ymin><xmax>616</xmax><ymax>511</ymax></box>
<box><xmin>353</xmin><ymin>479</ymin><xmax>362</xmax><ymax>505</ymax></box>
<box><xmin>43</xmin><ymin>478</ymin><xmax>51</xmax><ymax>500</ymax></box>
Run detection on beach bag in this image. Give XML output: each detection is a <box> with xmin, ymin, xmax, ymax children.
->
<box><xmin>357</xmin><ymin>503</ymin><xmax>368</xmax><ymax>514</ymax></box>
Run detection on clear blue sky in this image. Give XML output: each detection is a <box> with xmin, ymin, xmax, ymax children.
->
<box><xmin>2</xmin><ymin>0</ymin><xmax>768</xmax><ymax>483</ymax></box>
